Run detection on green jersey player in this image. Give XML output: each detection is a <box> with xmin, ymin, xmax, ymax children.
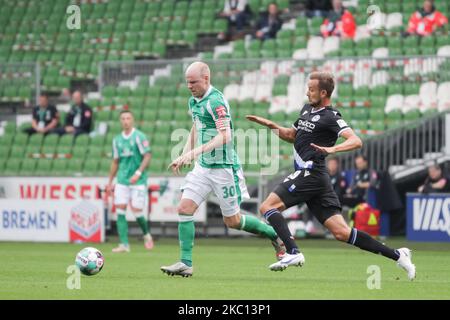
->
<box><xmin>106</xmin><ymin>110</ymin><xmax>154</xmax><ymax>253</ymax></box>
<box><xmin>160</xmin><ymin>62</ymin><xmax>286</xmax><ymax>277</ymax></box>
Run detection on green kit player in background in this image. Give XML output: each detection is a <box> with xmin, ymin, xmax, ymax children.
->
<box><xmin>106</xmin><ymin>110</ymin><xmax>154</xmax><ymax>253</ymax></box>
<box><xmin>160</xmin><ymin>61</ymin><xmax>286</xmax><ymax>277</ymax></box>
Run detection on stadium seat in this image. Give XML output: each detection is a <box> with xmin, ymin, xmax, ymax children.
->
<box><xmin>419</xmin><ymin>81</ymin><xmax>438</xmax><ymax>111</ymax></box>
<box><xmin>403</xmin><ymin>95</ymin><xmax>421</xmax><ymax>113</ymax></box>
<box><xmin>385</xmin><ymin>94</ymin><xmax>404</xmax><ymax>113</ymax></box>
<box><xmin>35</xmin><ymin>160</ymin><xmax>52</xmax><ymax>176</ymax></box>
<box><xmin>84</xmin><ymin>159</ymin><xmax>100</xmax><ymax>176</ymax></box>
<box><xmin>4</xmin><ymin>159</ymin><xmax>21</xmax><ymax>176</ymax></box>
<box><xmin>20</xmin><ymin>159</ymin><xmax>37</xmax><ymax>175</ymax></box>
<box><xmin>437</xmin><ymin>82</ymin><xmax>450</xmax><ymax>111</ymax></box>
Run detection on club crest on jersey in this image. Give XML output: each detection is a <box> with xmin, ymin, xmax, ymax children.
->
<box><xmin>311</xmin><ymin>115</ymin><xmax>320</xmax><ymax>122</ymax></box>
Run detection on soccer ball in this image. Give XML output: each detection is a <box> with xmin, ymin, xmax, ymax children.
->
<box><xmin>75</xmin><ymin>247</ymin><xmax>104</xmax><ymax>276</ymax></box>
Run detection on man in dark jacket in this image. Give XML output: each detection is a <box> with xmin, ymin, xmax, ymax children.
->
<box><xmin>327</xmin><ymin>156</ymin><xmax>347</xmax><ymax>203</ymax></box>
<box><xmin>305</xmin><ymin>0</ymin><xmax>332</xmax><ymax>18</ymax></box>
<box><xmin>23</xmin><ymin>93</ymin><xmax>59</xmax><ymax>136</ymax></box>
<box><xmin>255</xmin><ymin>3</ymin><xmax>283</xmax><ymax>40</ymax></box>
<box><xmin>55</xmin><ymin>90</ymin><xmax>93</xmax><ymax>137</ymax></box>
<box><xmin>418</xmin><ymin>163</ymin><xmax>450</xmax><ymax>193</ymax></box>
<box><xmin>343</xmin><ymin>155</ymin><xmax>378</xmax><ymax>207</ymax></box>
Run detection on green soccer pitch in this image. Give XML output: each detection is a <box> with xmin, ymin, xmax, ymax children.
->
<box><xmin>1</xmin><ymin>237</ymin><xmax>450</xmax><ymax>300</ymax></box>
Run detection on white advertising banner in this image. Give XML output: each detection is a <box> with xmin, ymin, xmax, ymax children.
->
<box><xmin>0</xmin><ymin>177</ymin><xmax>206</xmax><ymax>223</ymax></box>
<box><xmin>0</xmin><ymin>199</ymin><xmax>105</xmax><ymax>242</ymax></box>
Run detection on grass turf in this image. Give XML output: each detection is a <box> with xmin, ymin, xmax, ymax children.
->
<box><xmin>1</xmin><ymin>237</ymin><xmax>450</xmax><ymax>300</ymax></box>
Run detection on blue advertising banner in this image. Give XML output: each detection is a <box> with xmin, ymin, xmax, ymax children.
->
<box><xmin>406</xmin><ymin>193</ymin><xmax>450</xmax><ymax>242</ymax></box>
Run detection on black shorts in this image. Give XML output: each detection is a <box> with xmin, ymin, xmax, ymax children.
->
<box><xmin>273</xmin><ymin>169</ymin><xmax>342</xmax><ymax>224</ymax></box>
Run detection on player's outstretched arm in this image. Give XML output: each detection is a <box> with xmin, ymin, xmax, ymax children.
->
<box><xmin>246</xmin><ymin>115</ymin><xmax>296</xmax><ymax>143</ymax></box>
<box><xmin>311</xmin><ymin>128</ymin><xmax>362</xmax><ymax>155</ymax></box>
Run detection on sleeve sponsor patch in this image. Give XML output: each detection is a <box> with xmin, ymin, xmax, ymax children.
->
<box><xmin>143</xmin><ymin>139</ymin><xmax>149</xmax><ymax>148</ymax></box>
<box><xmin>337</xmin><ymin>119</ymin><xmax>348</xmax><ymax>128</ymax></box>
<box><xmin>215</xmin><ymin>106</ymin><xmax>227</xmax><ymax>118</ymax></box>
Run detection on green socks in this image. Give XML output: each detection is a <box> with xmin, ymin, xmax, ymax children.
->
<box><xmin>136</xmin><ymin>215</ymin><xmax>150</xmax><ymax>236</ymax></box>
<box><xmin>239</xmin><ymin>214</ymin><xmax>278</xmax><ymax>241</ymax></box>
<box><xmin>179</xmin><ymin>218</ymin><xmax>195</xmax><ymax>267</ymax></box>
<box><xmin>116</xmin><ymin>209</ymin><xmax>128</xmax><ymax>246</ymax></box>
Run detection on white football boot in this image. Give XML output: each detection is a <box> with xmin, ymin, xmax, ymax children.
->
<box><xmin>396</xmin><ymin>247</ymin><xmax>416</xmax><ymax>280</ymax></box>
<box><xmin>112</xmin><ymin>244</ymin><xmax>130</xmax><ymax>253</ymax></box>
<box><xmin>269</xmin><ymin>252</ymin><xmax>305</xmax><ymax>271</ymax></box>
<box><xmin>161</xmin><ymin>262</ymin><xmax>193</xmax><ymax>277</ymax></box>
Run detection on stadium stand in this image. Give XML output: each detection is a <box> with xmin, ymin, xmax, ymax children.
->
<box><xmin>0</xmin><ymin>0</ymin><xmax>450</xmax><ymax>181</ymax></box>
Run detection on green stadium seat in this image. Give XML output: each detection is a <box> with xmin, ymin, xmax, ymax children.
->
<box><xmin>0</xmin><ymin>144</ymin><xmax>11</xmax><ymax>158</ymax></box>
<box><xmin>351</xmin><ymin>107</ymin><xmax>369</xmax><ymax>121</ymax></box>
<box><xmin>83</xmin><ymin>159</ymin><xmax>100</xmax><ymax>176</ymax></box>
<box><xmin>370</xmin><ymin>121</ymin><xmax>385</xmax><ymax>132</ymax></box>
<box><xmin>72</xmin><ymin>145</ymin><xmax>87</xmax><ymax>159</ymax></box>
<box><xmin>370</xmin><ymin>85</ymin><xmax>387</xmax><ymax>98</ymax></box>
<box><xmin>386</xmin><ymin>120</ymin><xmax>403</xmax><ymax>130</ymax></box>
<box><xmin>4</xmin><ymin>159</ymin><xmax>21</xmax><ymax>176</ymax></box>
<box><xmin>75</xmin><ymin>134</ymin><xmax>90</xmax><ymax>147</ymax></box>
<box><xmin>0</xmin><ymin>133</ymin><xmax>14</xmax><ymax>146</ymax></box>
<box><xmin>386</xmin><ymin>110</ymin><xmax>403</xmax><ymax>121</ymax></box>
<box><xmin>66</xmin><ymin>159</ymin><xmax>84</xmax><ymax>175</ymax></box>
<box><xmin>369</xmin><ymin>108</ymin><xmax>385</xmax><ymax>121</ymax></box>
<box><xmin>387</xmin><ymin>83</ymin><xmax>403</xmax><ymax>95</ymax></box>
<box><xmin>108</xmin><ymin>122</ymin><xmax>122</xmax><ymax>134</ymax></box>
<box><xmin>20</xmin><ymin>159</ymin><xmax>37</xmax><ymax>175</ymax></box>
<box><xmin>35</xmin><ymin>160</ymin><xmax>52</xmax><ymax>176</ymax></box>
<box><xmin>404</xmin><ymin>110</ymin><xmax>421</xmax><ymax>122</ymax></box>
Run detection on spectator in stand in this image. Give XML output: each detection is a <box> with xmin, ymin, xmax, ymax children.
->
<box><xmin>418</xmin><ymin>163</ymin><xmax>450</xmax><ymax>193</ymax></box>
<box><xmin>327</xmin><ymin>156</ymin><xmax>347</xmax><ymax>203</ymax></box>
<box><xmin>320</xmin><ymin>0</ymin><xmax>356</xmax><ymax>39</ymax></box>
<box><xmin>254</xmin><ymin>2</ymin><xmax>283</xmax><ymax>41</ymax></box>
<box><xmin>406</xmin><ymin>0</ymin><xmax>448</xmax><ymax>37</ymax></box>
<box><xmin>54</xmin><ymin>90</ymin><xmax>93</xmax><ymax>137</ymax></box>
<box><xmin>23</xmin><ymin>93</ymin><xmax>59</xmax><ymax>136</ymax></box>
<box><xmin>342</xmin><ymin>155</ymin><xmax>379</xmax><ymax>207</ymax></box>
<box><xmin>218</xmin><ymin>0</ymin><xmax>251</xmax><ymax>41</ymax></box>
<box><xmin>305</xmin><ymin>0</ymin><xmax>332</xmax><ymax>18</ymax></box>
<box><xmin>59</xmin><ymin>88</ymin><xmax>72</xmax><ymax>104</ymax></box>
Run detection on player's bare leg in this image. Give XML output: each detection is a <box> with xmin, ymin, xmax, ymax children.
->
<box><xmin>324</xmin><ymin>214</ymin><xmax>415</xmax><ymax>280</ymax></box>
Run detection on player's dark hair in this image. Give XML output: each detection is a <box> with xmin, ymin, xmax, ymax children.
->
<box><xmin>309</xmin><ymin>71</ymin><xmax>335</xmax><ymax>98</ymax></box>
<box><xmin>355</xmin><ymin>154</ymin><xmax>368</xmax><ymax>162</ymax></box>
<box><xmin>327</xmin><ymin>156</ymin><xmax>339</xmax><ymax>164</ymax></box>
<box><xmin>428</xmin><ymin>162</ymin><xmax>441</xmax><ymax>171</ymax></box>
<box><xmin>39</xmin><ymin>93</ymin><xmax>49</xmax><ymax>98</ymax></box>
<box><xmin>120</xmin><ymin>110</ymin><xmax>133</xmax><ymax>116</ymax></box>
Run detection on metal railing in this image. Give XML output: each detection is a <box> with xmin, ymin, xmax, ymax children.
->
<box><xmin>0</xmin><ymin>62</ymin><xmax>40</xmax><ymax>107</ymax></box>
<box><xmin>335</xmin><ymin>112</ymin><xmax>449</xmax><ymax>173</ymax></box>
<box><xmin>99</xmin><ymin>55</ymin><xmax>450</xmax><ymax>92</ymax></box>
